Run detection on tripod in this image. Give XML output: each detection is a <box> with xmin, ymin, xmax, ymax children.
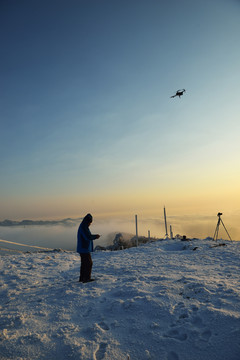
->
<box><xmin>213</xmin><ymin>213</ymin><xmax>232</xmax><ymax>241</ymax></box>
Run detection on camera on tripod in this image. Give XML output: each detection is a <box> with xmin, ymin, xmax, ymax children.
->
<box><xmin>214</xmin><ymin>212</ymin><xmax>232</xmax><ymax>241</ymax></box>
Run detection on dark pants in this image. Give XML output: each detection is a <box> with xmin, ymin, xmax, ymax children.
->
<box><xmin>79</xmin><ymin>253</ymin><xmax>93</xmax><ymax>282</ymax></box>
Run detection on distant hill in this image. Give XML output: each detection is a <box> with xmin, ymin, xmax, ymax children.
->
<box><xmin>0</xmin><ymin>218</ymin><xmax>81</xmax><ymax>227</ymax></box>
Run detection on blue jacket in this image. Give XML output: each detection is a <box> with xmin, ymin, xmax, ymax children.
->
<box><xmin>77</xmin><ymin>217</ymin><xmax>98</xmax><ymax>253</ymax></box>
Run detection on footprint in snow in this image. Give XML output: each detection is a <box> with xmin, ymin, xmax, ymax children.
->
<box><xmin>191</xmin><ymin>315</ymin><xmax>204</xmax><ymax>327</ymax></box>
<box><xmin>167</xmin><ymin>351</ymin><xmax>179</xmax><ymax>360</ymax></box>
<box><xmin>201</xmin><ymin>329</ymin><xmax>212</xmax><ymax>341</ymax></box>
<box><xmin>98</xmin><ymin>321</ymin><xmax>110</xmax><ymax>331</ymax></box>
<box><xmin>191</xmin><ymin>305</ymin><xmax>199</xmax><ymax>312</ymax></box>
<box><xmin>178</xmin><ymin>312</ymin><xmax>189</xmax><ymax>320</ymax></box>
<box><xmin>164</xmin><ymin>329</ymin><xmax>188</xmax><ymax>341</ymax></box>
<box><xmin>93</xmin><ymin>342</ymin><xmax>108</xmax><ymax>360</ymax></box>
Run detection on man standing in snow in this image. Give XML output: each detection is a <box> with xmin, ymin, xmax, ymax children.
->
<box><xmin>77</xmin><ymin>213</ymin><xmax>100</xmax><ymax>283</ymax></box>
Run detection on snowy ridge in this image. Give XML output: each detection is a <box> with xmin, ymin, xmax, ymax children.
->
<box><xmin>0</xmin><ymin>239</ymin><xmax>239</xmax><ymax>360</ymax></box>
<box><xmin>0</xmin><ymin>218</ymin><xmax>80</xmax><ymax>227</ymax></box>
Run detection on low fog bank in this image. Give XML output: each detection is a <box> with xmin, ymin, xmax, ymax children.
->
<box><xmin>0</xmin><ymin>220</ymin><xmax>134</xmax><ymax>254</ymax></box>
<box><xmin>93</xmin><ymin>214</ymin><xmax>237</xmax><ymax>242</ymax></box>
<box><xmin>0</xmin><ymin>214</ymin><xmax>237</xmax><ymax>254</ymax></box>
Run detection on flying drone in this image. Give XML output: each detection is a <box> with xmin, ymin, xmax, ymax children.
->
<box><xmin>170</xmin><ymin>89</ymin><xmax>186</xmax><ymax>98</ymax></box>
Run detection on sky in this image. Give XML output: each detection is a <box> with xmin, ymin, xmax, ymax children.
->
<box><xmin>1</xmin><ymin>0</ymin><xmax>240</xmax><ymax>239</ymax></box>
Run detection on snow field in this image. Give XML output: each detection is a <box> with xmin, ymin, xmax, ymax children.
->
<box><xmin>0</xmin><ymin>239</ymin><xmax>240</xmax><ymax>360</ymax></box>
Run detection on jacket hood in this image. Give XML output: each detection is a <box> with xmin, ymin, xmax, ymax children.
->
<box><xmin>82</xmin><ymin>213</ymin><xmax>93</xmax><ymax>225</ymax></box>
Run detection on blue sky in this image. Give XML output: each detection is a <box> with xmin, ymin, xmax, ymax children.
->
<box><xmin>1</xmin><ymin>0</ymin><xmax>240</xmax><ymax>238</ymax></box>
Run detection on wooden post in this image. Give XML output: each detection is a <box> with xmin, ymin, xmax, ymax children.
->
<box><xmin>135</xmin><ymin>215</ymin><xmax>138</xmax><ymax>247</ymax></box>
<box><xmin>164</xmin><ymin>206</ymin><xmax>169</xmax><ymax>239</ymax></box>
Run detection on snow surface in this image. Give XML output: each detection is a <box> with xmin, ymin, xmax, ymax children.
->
<box><xmin>0</xmin><ymin>239</ymin><xmax>240</xmax><ymax>360</ymax></box>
